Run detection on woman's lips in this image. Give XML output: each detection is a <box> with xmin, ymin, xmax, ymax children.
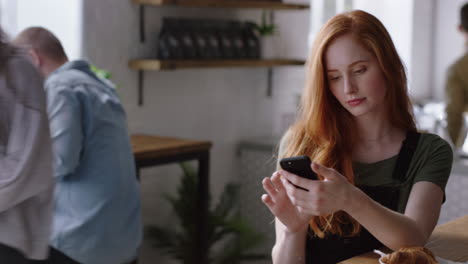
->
<box><xmin>347</xmin><ymin>98</ymin><xmax>366</xmax><ymax>106</ymax></box>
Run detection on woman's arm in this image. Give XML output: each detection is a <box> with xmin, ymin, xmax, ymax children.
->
<box><xmin>262</xmin><ymin>172</ymin><xmax>312</xmax><ymax>263</ymax></box>
<box><xmin>272</xmin><ymin>218</ymin><xmax>308</xmax><ymax>264</ymax></box>
<box><xmin>347</xmin><ymin>181</ymin><xmax>442</xmax><ymax>249</ymax></box>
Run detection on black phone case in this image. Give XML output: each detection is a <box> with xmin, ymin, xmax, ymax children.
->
<box><xmin>279</xmin><ymin>155</ymin><xmax>318</xmax><ymax>180</ymax></box>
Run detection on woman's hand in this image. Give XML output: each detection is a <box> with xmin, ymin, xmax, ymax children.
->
<box><xmin>280</xmin><ymin>162</ymin><xmax>357</xmax><ymax>216</ymax></box>
<box><xmin>261</xmin><ymin>171</ymin><xmax>312</xmax><ymax>233</ymax></box>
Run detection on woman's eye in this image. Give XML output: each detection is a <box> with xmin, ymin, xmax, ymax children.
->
<box><xmin>329</xmin><ymin>76</ymin><xmax>341</xmax><ymax>81</ymax></box>
<box><xmin>354</xmin><ymin>67</ymin><xmax>366</xmax><ymax>74</ymax></box>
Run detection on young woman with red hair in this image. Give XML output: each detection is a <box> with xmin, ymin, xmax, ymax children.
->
<box><xmin>261</xmin><ymin>10</ymin><xmax>452</xmax><ymax>264</ymax></box>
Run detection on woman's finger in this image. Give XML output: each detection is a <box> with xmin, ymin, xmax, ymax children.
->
<box><xmin>261</xmin><ymin>194</ymin><xmax>279</xmax><ymax>216</ymax></box>
<box><xmin>262</xmin><ymin>177</ymin><xmax>278</xmax><ymax>200</ymax></box>
<box><xmin>311</xmin><ymin>162</ymin><xmax>339</xmax><ymax>180</ymax></box>
<box><xmin>271</xmin><ymin>172</ymin><xmax>287</xmax><ymax>193</ymax></box>
<box><xmin>279</xmin><ymin>169</ymin><xmax>310</xmax><ymax>189</ymax></box>
<box><xmin>280</xmin><ymin>176</ymin><xmax>295</xmax><ymax>193</ymax></box>
<box><xmin>281</xmin><ymin>177</ymin><xmax>307</xmax><ymax>206</ymax></box>
<box><xmin>261</xmin><ymin>193</ymin><xmax>274</xmax><ymax>206</ymax></box>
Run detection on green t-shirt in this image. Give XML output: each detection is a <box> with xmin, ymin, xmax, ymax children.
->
<box><xmin>278</xmin><ymin>132</ymin><xmax>453</xmax><ymax>213</ymax></box>
<box><xmin>353</xmin><ymin>133</ymin><xmax>453</xmax><ymax>212</ymax></box>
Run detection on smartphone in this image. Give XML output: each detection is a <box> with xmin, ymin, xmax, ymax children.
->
<box><xmin>279</xmin><ymin>155</ymin><xmax>318</xmax><ymax>181</ymax></box>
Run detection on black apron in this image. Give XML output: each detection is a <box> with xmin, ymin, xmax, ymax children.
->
<box><xmin>305</xmin><ymin>132</ymin><xmax>421</xmax><ymax>264</ymax></box>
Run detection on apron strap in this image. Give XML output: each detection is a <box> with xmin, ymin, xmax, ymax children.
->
<box><xmin>392</xmin><ymin>131</ymin><xmax>421</xmax><ymax>182</ymax></box>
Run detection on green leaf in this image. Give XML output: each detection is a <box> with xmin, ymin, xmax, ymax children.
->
<box><xmin>213</xmin><ymin>183</ymin><xmax>239</xmax><ymax>219</ymax></box>
<box><xmin>145</xmin><ymin>163</ymin><xmax>268</xmax><ymax>264</ymax></box>
<box><xmin>90</xmin><ymin>64</ymin><xmax>111</xmax><ymax>80</ymax></box>
<box><xmin>145</xmin><ymin>225</ymin><xmax>178</xmax><ymax>254</ymax></box>
<box><xmin>252</xmin><ymin>10</ymin><xmax>277</xmax><ymax>36</ymax></box>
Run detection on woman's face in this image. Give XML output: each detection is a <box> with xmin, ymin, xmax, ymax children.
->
<box><xmin>324</xmin><ymin>34</ymin><xmax>388</xmax><ymax>118</ymax></box>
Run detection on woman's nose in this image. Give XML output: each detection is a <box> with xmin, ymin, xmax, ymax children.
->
<box><xmin>343</xmin><ymin>77</ymin><xmax>357</xmax><ymax>94</ymax></box>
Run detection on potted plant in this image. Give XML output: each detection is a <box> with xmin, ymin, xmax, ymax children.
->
<box><xmin>145</xmin><ymin>163</ymin><xmax>268</xmax><ymax>264</ymax></box>
<box><xmin>253</xmin><ymin>10</ymin><xmax>279</xmax><ymax>59</ymax></box>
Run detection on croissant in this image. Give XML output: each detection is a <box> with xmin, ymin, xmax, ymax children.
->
<box><xmin>377</xmin><ymin>247</ymin><xmax>438</xmax><ymax>264</ymax></box>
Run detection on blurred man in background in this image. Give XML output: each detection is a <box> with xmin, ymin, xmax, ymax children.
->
<box><xmin>445</xmin><ymin>2</ymin><xmax>468</xmax><ymax>148</ymax></box>
<box><xmin>14</xmin><ymin>27</ymin><xmax>142</xmax><ymax>264</ymax></box>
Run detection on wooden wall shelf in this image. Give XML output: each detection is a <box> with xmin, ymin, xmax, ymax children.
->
<box><xmin>131</xmin><ymin>0</ymin><xmax>309</xmax><ymax>10</ymax></box>
<box><xmin>129</xmin><ymin>0</ymin><xmax>309</xmax><ymax>106</ymax></box>
<box><xmin>129</xmin><ymin>59</ymin><xmax>305</xmax><ymax>71</ymax></box>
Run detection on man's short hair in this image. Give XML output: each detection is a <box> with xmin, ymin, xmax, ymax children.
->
<box><xmin>461</xmin><ymin>2</ymin><xmax>468</xmax><ymax>31</ymax></box>
<box><xmin>13</xmin><ymin>27</ymin><xmax>67</xmax><ymax>62</ymax></box>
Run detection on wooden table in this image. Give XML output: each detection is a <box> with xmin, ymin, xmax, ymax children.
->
<box><xmin>131</xmin><ymin>134</ymin><xmax>212</xmax><ymax>264</ymax></box>
<box><xmin>426</xmin><ymin>215</ymin><xmax>468</xmax><ymax>262</ymax></box>
<box><xmin>340</xmin><ymin>215</ymin><xmax>468</xmax><ymax>263</ymax></box>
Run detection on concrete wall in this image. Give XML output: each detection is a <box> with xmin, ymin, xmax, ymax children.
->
<box><xmin>3</xmin><ymin>0</ymin><xmax>83</xmax><ymax>60</ymax></box>
<box><xmin>410</xmin><ymin>0</ymin><xmax>435</xmax><ymax>101</ymax></box>
<box><xmin>81</xmin><ymin>1</ymin><xmax>308</xmax><ymax>262</ymax></box>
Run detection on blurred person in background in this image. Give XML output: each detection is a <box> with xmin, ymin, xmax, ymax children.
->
<box><xmin>0</xmin><ymin>27</ymin><xmax>54</xmax><ymax>263</ymax></box>
<box><xmin>445</xmin><ymin>2</ymin><xmax>468</xmax><ymax>148</ymax></box>
<box><xmin>14</xmin><ymin>27</ymin><xmax>142</xmax><ymax>264</ymax></box>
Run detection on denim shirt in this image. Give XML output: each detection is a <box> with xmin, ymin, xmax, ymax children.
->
<box><xmin>45</xmin><ymin>60</ymin><xmax>142</xmax><ymax>264</ymax></box>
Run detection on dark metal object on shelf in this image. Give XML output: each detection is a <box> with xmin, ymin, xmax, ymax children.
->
<box><xmin>157</xmin><ymin>18</ymin><xmax>260</xmax><ymax>60</ymax></box>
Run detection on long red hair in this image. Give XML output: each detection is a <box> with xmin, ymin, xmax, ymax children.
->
<box><xmin>283</xmin><ymin>10</ymin><xmax>416</xmax><ymax>238</ymax></box>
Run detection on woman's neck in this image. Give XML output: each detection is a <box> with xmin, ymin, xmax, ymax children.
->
<box><xmin>352</xmin><ymin>114</ymin><xmax>406</xmax><ymax>163</ymax></box>
<box><xmin>354</xmin><ymin>112</ymin><xmax>397</xmax><ymax>143</ymax></box>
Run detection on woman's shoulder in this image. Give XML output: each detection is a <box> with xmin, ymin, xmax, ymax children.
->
<box><xmin>406</xmin><ymin>133</ymin><xmax>453</xmax><ymax>197</ymax></box>
<box><xmin>418</xmin><ymin>132</ymin><xmax>451</xmax><ymax>149</ymax></box>
<box><xmin>416</xmin><ymin>132</ymin><xmax>453</xmax><ymax>161</ymax></box>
